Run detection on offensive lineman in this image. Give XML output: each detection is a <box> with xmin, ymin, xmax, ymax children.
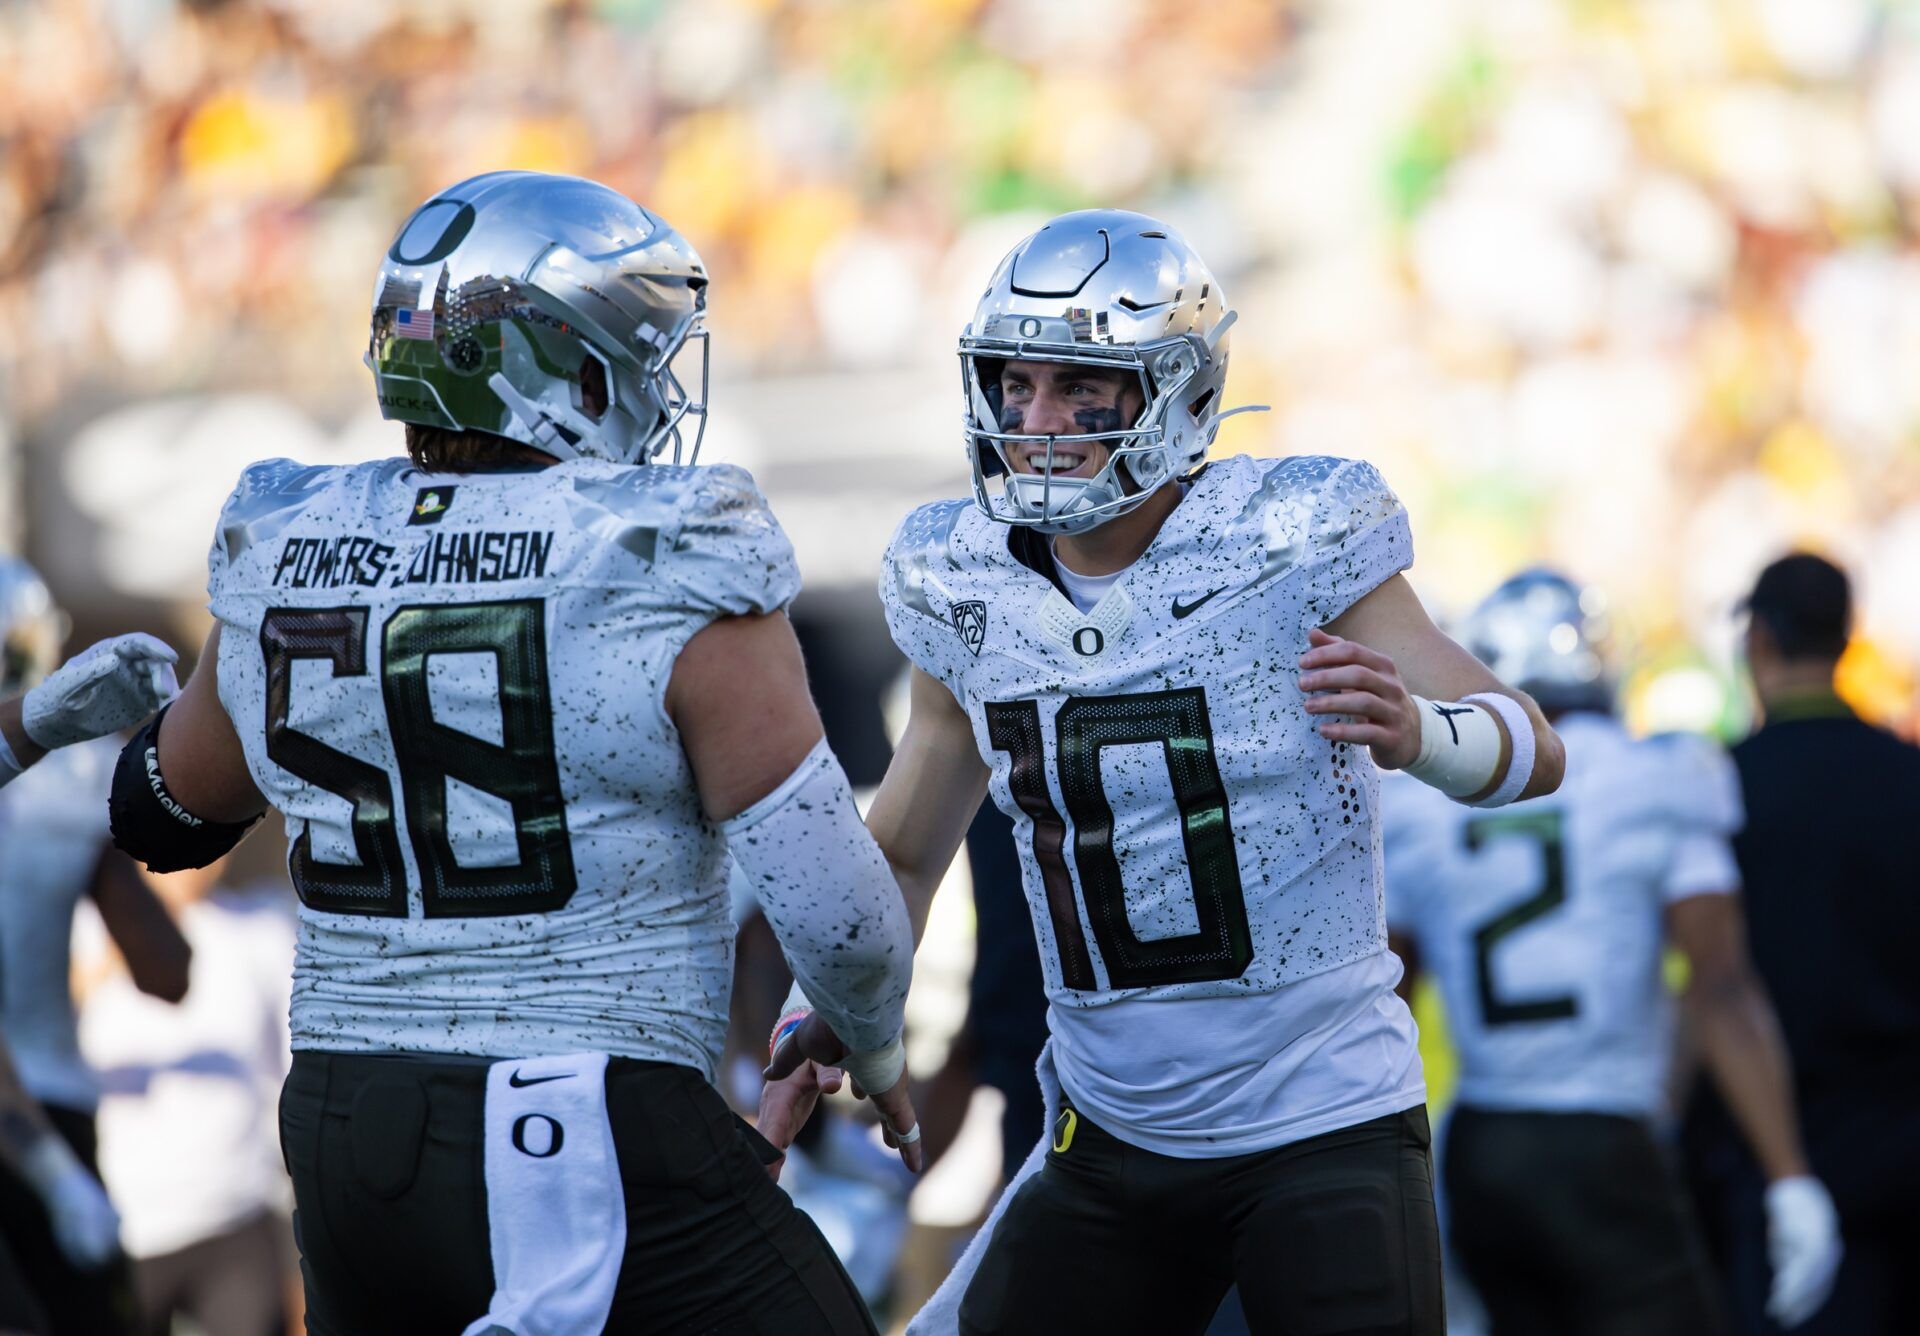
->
<box><xmin>1382</xmin><ymin>570</ymin><xmax>1841</xmax><ymax>1334</ymax></box>
<box><xmin>107</xmin><ymin>172</ymin><xmax>918</xmax><ymax>1334</ymax></box>
<box><xmin>762</xmin><ymin>211</ymin><xmax>1566</xmax><ymax>1335</ymax></box>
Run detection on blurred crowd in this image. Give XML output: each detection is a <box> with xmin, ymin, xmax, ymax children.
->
<box><xmin>3</xmin><ymin>0</ymin><xmax>1916</xmax><ymax>728</ymax></box>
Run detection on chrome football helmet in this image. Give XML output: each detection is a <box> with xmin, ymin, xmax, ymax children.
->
<box><xmin>1460</xmin><ymin>568</ymin><xmax>1613</xmax><ymax>715</ymax></box>
<box><xmin>959</xmin><ymin>210</ymin><xmax>1262</xmax><ymax>535</ymax></box>
<box><xmin>0</xmin><ymin>558</ymin><xmax>67</xmax><ymax>697</ymax></box>
<box><xmin>368</xmin><ymin>171</ymin><xmax>709</xmax><ymax>466</ymax></box>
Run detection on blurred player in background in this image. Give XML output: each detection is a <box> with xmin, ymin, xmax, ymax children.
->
<box><xmin>108</xmin><ymin>171</ymin><xmax>919</xmax><ymax>1335</ymax></box>
<box><xmin>0</xmin><ymin>561</ymin><xmax>190</xmax><ymax>1335</ymax></box>
<box><xmin>765</xmin><ymin>210</ymin><xmax>1567</xmax><ymax>1335</ymax></box>
<box><xmin>1685</xmin><ymin>554</ymin><xmax>1920</xmax><ymax>1336</ymax></box>
<box><xmin>1384</xmin><ymin>569</ymin><xmax>1841</xmax><ymax>1336</ymax></box>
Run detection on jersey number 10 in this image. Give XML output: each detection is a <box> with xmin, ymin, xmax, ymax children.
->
<box><xmin>261</xmin><ymin>602</ymin><xmax>577</xmax><ymax>919</ymax></box>
<box><xmin>986</xmin><ymin>687</ymin><xmax>1253</xmax><ymax>991</ymax></box>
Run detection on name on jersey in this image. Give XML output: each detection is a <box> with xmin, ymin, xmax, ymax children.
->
<box><xmin>272</xmin><ymin>530</ymin><xmax>555</xmax><ymax>590</ymax></box>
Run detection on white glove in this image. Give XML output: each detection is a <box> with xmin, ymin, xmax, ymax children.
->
<box><xmin>1765</xmin><ymin>1175</ymin><xmax>1843</xmax><ymax>1328</ymax></box>
<box><xmin>22</xmin><ymin>632</ymin><xmax>179</xmax><ymax>750</ymax></box>
<box><xmin>21</xmin><ymin>1135</ymin><xmax>121</xmax><ymax>1269</ymax></box>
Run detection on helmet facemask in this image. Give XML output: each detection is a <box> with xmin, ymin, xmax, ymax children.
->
<box><xmin>960</xmin><ymin>321</ymin><xmax>1223</xmax><ymax>537</ymax></box>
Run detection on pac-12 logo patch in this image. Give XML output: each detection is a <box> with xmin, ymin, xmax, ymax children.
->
<box><xmin>409</xmin><ymin>485</ymin><xmax>455</xmax><ymax>525</ymax></box>
<box><xmin>950</xmin><ymin>600</ymin><xmax>987</xmax><ymax>656</ymax></box>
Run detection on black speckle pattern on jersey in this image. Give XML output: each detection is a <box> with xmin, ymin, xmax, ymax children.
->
<box><xmin>208</xmin><ymin>455</ymin><xmax>800</xmax><ymax>1073</ymax></box>
<box><xmin>879</xmin><ymin>453</ymin><xmax>1413</xmax><ymax>1007</ymax></box>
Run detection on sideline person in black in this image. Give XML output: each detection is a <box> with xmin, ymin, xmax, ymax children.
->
<box><xmin>1684</xmin><ymin>553</ymin><xmax>1920</xmax><ymax>1335</ymax></box>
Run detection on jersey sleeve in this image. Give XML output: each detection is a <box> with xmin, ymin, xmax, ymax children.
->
<box><xmin>1643</xmin><ymin>733</ymin><xmax>1745</xmax><ymax>902</ymax></box>
<box><xmin>878</xmin><ymin>500</ymin><xmax>973</xmax><ymax>701</ymax></box>
<box><xmin>1289</xmin><ymin>458</ymin><xmax>1414</xmax><ymax>631</ymax></box>
<box><xmin>655</xmin><ymin>464</ymin><xmax>800</xmax><ymax>620</ymax></box>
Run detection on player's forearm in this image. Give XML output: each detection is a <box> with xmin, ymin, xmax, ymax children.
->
<box><xmin>1685</xmin><ymin>974</ymin><xmax>1810</xmax><ymax>1182</ymax></box>
<box><xmin>730</xmin><ymin>742</ymin><xmax>915</xmax><ymax>1055</ymax></box>
<box><xmin>1489</xmin><ymin>688</ymin><xmax>1565</xmax><ymax>800</ymax></box>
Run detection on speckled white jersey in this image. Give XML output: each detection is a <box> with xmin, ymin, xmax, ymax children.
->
<box><xmin>881</xmin><ymin>454</ymin><xmax>1427</xmax><ymax>1156</ymax></box>
<box><xmin>1382</xmin><ymin>712</ymin><xmax>1743</xmax><ymax>1116</ymax></box>
<box><xmin>208</xmin><ymin>456</ymin><xmax>799</xmax><ymax>1074</ymax></box>
<box><xmin>0</xmin><ymin>738</ymin><xmax>118</xmax><ymax>1111</ymax></box>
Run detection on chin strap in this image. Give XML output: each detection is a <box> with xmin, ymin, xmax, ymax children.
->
<box><xmin>488</xmin><ymin>374</ymin><xmax>585</xmax><ymax>462</ymax></box>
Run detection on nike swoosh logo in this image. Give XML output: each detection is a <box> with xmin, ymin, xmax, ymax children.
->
<box><xmin>1171</xmin><ymin>587</ymin><xmax>1227</xmax><ymax>619</ymax></box>
<box><xmin>508</xmin><ymin>1070</ymin><xmax>572</xmax><ymax>1088</ymax></box>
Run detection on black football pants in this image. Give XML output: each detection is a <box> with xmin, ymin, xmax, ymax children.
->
<box><xmin>959</xmin><ymin>1100</ymin><xmax>1443</xmax><ymax>1335</ymax></box>
<box><xmin>280</xmin><ymin>1050</ymin><xmax>877</xmax><ymax>1335</ymax></box>
<box><xmin>1444</xmin><ymin>1106</ymin><xmax>1721</xmax><ymax>1336</ymax></box>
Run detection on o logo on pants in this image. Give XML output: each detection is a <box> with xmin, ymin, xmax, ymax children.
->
<box><xmin>512</xmin><ymin>1114</ymin><xmax>565</xmax><ymax>1159</ymax></box>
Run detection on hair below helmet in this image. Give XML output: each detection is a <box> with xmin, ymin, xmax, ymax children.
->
<box><xmin>1460</xmin><ymin>568</ymin><xmax>1613</xmax><ymax>715</ymax></box>
<box><xmin>368</xmin><ymin>171</ymin><xmax>709</xmax><ymax>467</ymax></box>
<box><xmin>0</xmin><ymin>558</ymin><xmax>66</xmax><ymax>697</ymax></box>
<box><xmin>958</xmin><ymin>210</ymin><xmax>1253</xmax><ymax>535</ymax></box>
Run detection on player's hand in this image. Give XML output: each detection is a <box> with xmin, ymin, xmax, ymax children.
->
<box><xmin>1764</xmin><ymin>1175</ymin><xmax>1842</xmax><ymax>1327</ymax></box>
<box><xmin>37</xmin><ymin>1155</ymin><xmax>122</xmax><ymax>1270</ymax></box>
<box><xmin>765</xmin><ymin>1011</ymin><xmax>923</xmax><ymax>1175</ymax></box>
<box><xmin>23</xmin><ymin>633</ymin><xmax>180</xmax><ymax>750</ymax></box>
<box><xmin>758</xmin><ymin>1013</ymin><xmax>848</xmax><ymax>1183</ymax></box>
<box><xmin>1299</xmin><ymin>628</ymin><xmax>1420</xmax><ymax>770</ymax></box>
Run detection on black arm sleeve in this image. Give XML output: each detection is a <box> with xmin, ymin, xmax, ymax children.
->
<box><xmin>110</xmin><ymin>706</ymin><xmax>261</xmax><ymax>873</ymax></box>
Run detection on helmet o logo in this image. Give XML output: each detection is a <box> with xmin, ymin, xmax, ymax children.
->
<box><xmin>1019</xmin><ymin>317</ymin><xmax>1041</xmax><ymax>338</ymax></box>
<box><xmin>389</xmin><ymin>199</ymin><xmax>477</xmax><ymax>266</ymax></box>
<box><xmin>1072</xmin><ymin>626</ymin><xmax>1104</xmax><ymax>657</ymax></box>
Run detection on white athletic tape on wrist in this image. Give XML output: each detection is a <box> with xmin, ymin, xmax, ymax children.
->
<box><xmin>1403</xmin><ymin>696</ymin><xmax>1505</xmax><ymax>798</ymax></box>
<box><xmin>841</xmin><ymin>1034</ymin><xmax>906</xmax><ymax>1095</ymax></box>
<box><xmin>1463</xmin><ymin>692</ymin><xmax>1535</xmax><ymax>808</ymax></box>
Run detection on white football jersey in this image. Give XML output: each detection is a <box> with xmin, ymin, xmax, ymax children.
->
<box><xmin>0</xmin><ymin>738</ymin><xmax>117</xmax><ymax>1111</ymax></box>
<box><xmin>1382</xmin><ymin>712</ymin><xmax>1743</xmax><ymax>1117</ymax></box>
<box><xmin>208</xmin><ymin>456</ymin><xmax>799</xmax><ymax>1074</ymax></box>
<box><xmin>881</xmin><ymin>454</ymin><xmax>1427</xmax><ymax>1157</ymax></box>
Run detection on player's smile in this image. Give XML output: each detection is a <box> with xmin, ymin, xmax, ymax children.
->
<box><xmin>998</xmin><ymin>358</ymin><xmax>1140</xmax><ymax>480</ymax></box>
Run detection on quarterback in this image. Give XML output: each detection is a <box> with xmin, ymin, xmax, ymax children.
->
<box><xmin>109</xmin><ymin>172</ymin><xmax>917</xmax><ymax>1335</ymax></box>
<box><xmin>1384</xmin><ymin>570</ymin><xmax>1841</xmax><ymax>1334</ymax></box>
<box><xmin>764</xmin><ymin>211</ymin><xmax>1566</xmax><ymax>1334</ymax></box>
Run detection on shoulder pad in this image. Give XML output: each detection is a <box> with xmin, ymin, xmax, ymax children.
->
<box><xmin>882</xmin><ymin>500</ymin><xmax>972</xmax><ymax>623</ymax></box>
<box><xmin>632</xmin><ymin>463</ymin><xmax>798</xmax><ymax>616</ymax></box>
<box><xmin>211</xmin><ymin>458</ymin><xmax>358</xmax><ymax>584</ymax></box>
<box><xmin>1227</xmin><ymin>455</ymin><xmax>1407</xmax><ymax>591</ymax></box>
<box><xmin>1637</xmin><ymin>731</ymin><xmax>1744</xmax><ymax>837</ymax></box>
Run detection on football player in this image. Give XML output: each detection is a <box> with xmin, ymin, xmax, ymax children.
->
<box><xmin>762</xmin><ymin>211</ymin><xmax>1566</xmax><ymax>1335</ymax></box>
<box><xmin>0</xmin><ymin>560</ymin><xmax>190</xmax><ymax>1335</ymax></box>
<box><xmin>1382</xmin><ymin>570</ymin><xmax>1842</xmax><ymax>1334</ymax></box>
<box><xmin>108</xmin><ymin>172</ymin><xmax>918</xmax><ymax>1335</ymax></box>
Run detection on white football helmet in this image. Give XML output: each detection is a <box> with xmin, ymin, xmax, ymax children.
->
<box><xmin>368</xmin><ymin>171</ymin><xmax>709</xmax><ymax>466</ymax></box>
<box><xmin>959</xmin><ymin>210</ymin><xmax>1257</xmax><ymax>535</ymax></box>
<box><xmin>0</xmin><ymin>557</ymin><xmax>67</xmax><ymax>697</ymax></box>
<box><xmin>1460</xmin><ymin>568</ymin><xmax>1613</xmax><ymax>715</ymax></box>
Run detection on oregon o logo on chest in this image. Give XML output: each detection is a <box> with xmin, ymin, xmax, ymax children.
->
<box><xmin>1072</xmin><ymin>626</ymin><xmax>1105</xmax><ymax>657</ymax></box>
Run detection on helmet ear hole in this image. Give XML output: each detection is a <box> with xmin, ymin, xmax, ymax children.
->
<box><xmin>577</xmin><ymin>350</ymin><xmax>610</xmax><ymax>421</ymax></box>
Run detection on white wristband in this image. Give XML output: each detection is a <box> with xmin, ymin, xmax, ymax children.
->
<box><xmin>1403</xmin><ymin>696</ymin><xmax>1505</xmax><ymax>797</ymax></box>
<box><xmin>1463</xmin><ymin>692</ymin><xmax>1535</xmax><ymax>808</ymax></box>
<box><xmin>841</xmin><ymin>1033</ymin><xmax>907</xmax><ymax>1095</ymax></box>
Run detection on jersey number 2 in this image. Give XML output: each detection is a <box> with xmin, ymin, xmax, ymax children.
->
<box><xmin>261</xmin><ymin>602</ymin><xmax>577</xmax><ymax>919</ymax></box>
<box><xmin>1464</xmin><ymin>809</ymin><xmax>1576</xmax><ymax>1026</ymax></box>
<box><xmin>985</xmin><ymin>688</ymin><xmax>1252</xmax><ymax>990</ymax></box>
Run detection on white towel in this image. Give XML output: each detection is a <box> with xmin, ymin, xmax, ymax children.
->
<box><xmin>461</xmin><ymin>1052</ymin><xmax>627</xmax><ymax>1336</ymax></box>
<box><xmin>906</xmin><ymin>1041</ymin><xmax>1062</xmax><ymax>1336</ymax></box>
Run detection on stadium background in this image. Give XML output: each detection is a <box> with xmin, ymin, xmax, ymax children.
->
<box><xmin>2</xmin><ymin>0</ymin><xmax>1916</xmax><ymax>1331</ymax></box>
